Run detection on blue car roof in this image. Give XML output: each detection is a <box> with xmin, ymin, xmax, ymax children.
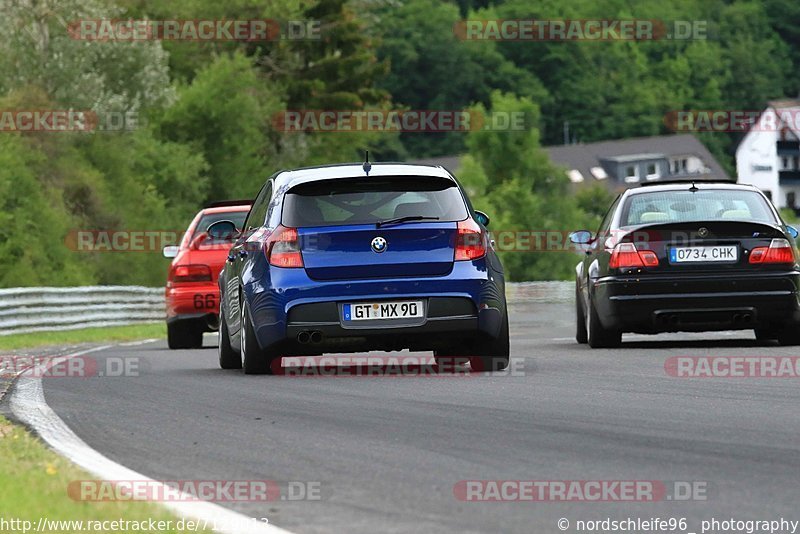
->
<box><xmin>273</xmin><ymin>163</ymin><xmax>457</xmax><ymax>191</ymax></box>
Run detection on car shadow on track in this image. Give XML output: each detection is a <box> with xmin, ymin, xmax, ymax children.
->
<box><xmin>619</xmin><ymin>337</ymin><xmax>773</xmax><ymax>350</ymax></box>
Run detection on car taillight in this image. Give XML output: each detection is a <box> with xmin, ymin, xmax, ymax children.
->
<box><xmin>455</xmin><ymin>219</ymin><xmax>486</xmax><ymax>261</ymax></box>
<box><xmin>608</xmin><ymin>242</ymin><xmax>659</xmax><ymax>269</ymax></box>
<box><xmin>749</xmin><ymin>238</ymin><xmax>795</xmax><ymax>264</ymax></box>
<box><xmin>265</xmin><ymin>225</ymin><xmax>304</xmax><ymax>268</ymax></box>
<box><xmin>170</xmin><ymin>264</ymin><xmax>212</xmax><ymax>282</ymax></box>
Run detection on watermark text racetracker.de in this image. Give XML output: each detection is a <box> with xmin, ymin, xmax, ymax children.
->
<box><xmin>0</xmin><ymin>516</ymin><xmax>272</xmax><ymax>533</ymax></box>
<box><xmin>64</xmin><ymin>228</ymin><xmax>643</xmax><ymax>253</ymax></box>
<box><xmin>453</xmin><ymin>480</ymin><xmax>708</xmax><ymax>502</ymax></box>
<box><xmin>69</xmin><ymin>479</ymin><xmax>322</xmax><ymax>502</ymax></box>
<box><xmin>453</xmin><ymin>19</ymin><xmax>707</xmax><ymax>41</ymax></box>
<box><xmin>666</xmin><ymin>356</ymin><xmax>800</xmax><ymax>378</ymax></box>
<box><xmin>272</xmin><ymin>109</ymin><xmax>529</xmax><ymax>132</ymax></box>
<box><xmin>0</xmin><ymin>355</ymin><xmax>141</xmax><ymax>379</ymax></box>
<box><xmin>66</xmin><ymin>230</ymin><xmax>186</xmax><ymax>252</ymax></box>
<box><xmin>0</xmin><ymin>110</ymin><xmax>141</xmax><ymax>132</ymax></box>
<box><xmin>273</xmin><ymin>355</ymin><xmax>525</xmax><ymax>377</ymax></box>
<box><xmin>68</xmin><ymin>19</ymin><xmax>321</xmax><ymax>41</ymax></box>
<box><xmin>664</xmin><ymin>109</ymin><xmax>800</xmax><ymax>133</ymax></box>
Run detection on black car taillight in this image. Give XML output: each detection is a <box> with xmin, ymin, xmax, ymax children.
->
<box><xmin>749</xmin><ymin>238</ymin><xmax>795</xmax><ymax>264</ymax></box>
<box><xmin>608</xmin><ymin>242</ymin><xmax>659</xmax><ymax>269</ymax></box>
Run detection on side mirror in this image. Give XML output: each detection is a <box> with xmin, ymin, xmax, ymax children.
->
<box><xmin>788</xmin><ymin>226</ymin><xmax>798</xmax><ymax>239</ymax></box>
<box><xmin>207</xmin><ymin>220</ymin><xmax>239</xmax><ymax>241</ymax></box>
<box><xmin>162</xmin><ymin>245</ymin><xmax>179</xmax><ymax>258</ymax></box>
<box><xmin>474</xmin><ymin>210</ymin><xmax>491</xmax><ymax>227</ymax></box>
<box><xmin>569</xmin><ymin>230</ymin><xmax>593</xmax><ymax>245</ymax></box>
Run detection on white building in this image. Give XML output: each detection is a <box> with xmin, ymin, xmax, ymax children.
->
<box><xmin>736</xmin><ymin>99</ymin><xmax>800</xmax><ymax>209</ymax></box>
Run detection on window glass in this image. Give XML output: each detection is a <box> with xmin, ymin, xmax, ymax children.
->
<box><xmin>193</xmin><ymin>211</ymin><xmax>249</xmax><ymax>239</ymax></box>
<box><xmin>282</xmin><ymin>176</ymin><xmax>468</xmax><ymax>227</ymax></box>
<box><xmin>244</xmin><ymin>182</ymin><xmax>273</xmax><ymax>231</ymax></box>
<box><xmin>621</xmin><ymin>189</ymin><xmax>776</xmax><ymax>226</ymax></box>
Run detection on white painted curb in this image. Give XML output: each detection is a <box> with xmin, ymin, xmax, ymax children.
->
<box><xmin>9</xmin><ymin>344</ymin><xmax>294</xmax><ymax>534</ymax></box>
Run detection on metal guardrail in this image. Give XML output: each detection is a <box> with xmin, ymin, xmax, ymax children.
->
<box><xmin>0</xmin><ymin>286</ymin><xmax>163</xmax><ymax>336</ymax></box>
<box><xmin>0</xmin><ymin>282</ymin><xmax>574</xmax><ymax>336</ymax></box>
<box><xmin>506</xmin><ymin>281</ymin><xmax>573</xmax><ymax>303</ymax></box>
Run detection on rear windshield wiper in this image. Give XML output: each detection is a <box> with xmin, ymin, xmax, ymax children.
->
<box><xmin>376</xmin><ymin>215</ymin><xmax>440</xmax><ymax>228</ymax></box>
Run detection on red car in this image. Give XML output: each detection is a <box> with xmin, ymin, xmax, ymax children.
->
<box><xmin>163</xmin><ymin>201</ymin><xmax>251</xmax><ymax>349</ymax></box>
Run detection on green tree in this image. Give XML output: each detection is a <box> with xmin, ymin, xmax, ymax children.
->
<box><xmin>157</xmin><ymin>52</ymin><xmax>274</xmax><ymax>201</ymax></box>
<box><xmin>0</xmin><ymin>134</ymin><xmax>90</xmax><ymax>286</ymax></box>
<box><xmin>460</xmin><ymin>92</ymin><xmax>587</xmax><ymax>281</ymax></box>
<box><xmin>0</xmin><ymin>0</ymin><xmax>174</xmax><ymax>113</ymax></box>
<box><xmin>371</xmin><ymin>0</ymin><xmax>546</xmax><ymax>156</ymax></box>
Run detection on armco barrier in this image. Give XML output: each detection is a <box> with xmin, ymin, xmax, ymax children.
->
<box><xmin>0</xmin><ymin>286</ymin><xmax>163</xmax><ymax>336</ymax></box>
<box><xmin>506</xmin><ymin>281</ymin><xmax>573</xmax><ymax>303</ymax></box>
<box><xmin>0</xmin><ymin>282</ymin><xmax>574</xmax><ymax>336</ymax></box>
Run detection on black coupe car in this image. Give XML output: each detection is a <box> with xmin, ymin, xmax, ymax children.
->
<box><xmin>571</xmin><ymin>181</ymin><xmax>800</xmax><ymax>347</ymax></box>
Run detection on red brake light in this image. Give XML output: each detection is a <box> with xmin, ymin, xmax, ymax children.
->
<box><xmin>455</xmin><ymin>219</ymin><xmax>486</xmax><ymax>261</ymax></box>
<box><xmin>265</xmin><ymin>225</ymin><xmax>304</xmax><ymax>268</ymax></box>
<box><xmin>639</xmin><ymin>250</ymin><xmax>659</xmax><ymax>267</ymax></box>
<box><xmin>170</xmin><ymin>264</ymin><xmax>212</xmax><ymax>283</ymax></box>
<box><xmin>749</xmin><ymin>239</ymin><xmax>795</xmax><ymax>264</ymax></box>
<box><xmin>609</xmin><ymin>242</ymin><xmax>659</xmax><ymax>269</ymax></box>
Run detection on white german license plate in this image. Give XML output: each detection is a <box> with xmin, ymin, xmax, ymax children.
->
<box><xmin>669</xmin><ymin>245</ymin><xmax>738</xmax><ymax>263</ymax></box>
<box><xmin>343</xmin><ymin>301</ymin><xmax>423</xmax><ymax>321</ymax></box>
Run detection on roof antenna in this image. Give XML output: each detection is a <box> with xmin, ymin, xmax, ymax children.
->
<box><xmin>689</xmin><ymin>180</ymin><xmax>698</xmax><ymax>192</ymax></box>
<box><xmin>363</xmin><ymin>151</ymin><xmax>371</xmax><ymax>176</ymax></box>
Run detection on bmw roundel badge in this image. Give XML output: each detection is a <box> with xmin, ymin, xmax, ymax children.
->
<box><xmin>371</xmin><ymin>236</ymin><xmax>387</xmax><ymax>253</ymax></box>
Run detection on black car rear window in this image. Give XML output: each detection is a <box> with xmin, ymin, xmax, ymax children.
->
<box><xmin>281</xmin><ymin>176</ymin><xmax>469</xmax><ymax>227</ymax></box>
<box><xmin>620</xmin><ymin>189</ymin><xmax>776</xmax><ymax>227</ymax></box>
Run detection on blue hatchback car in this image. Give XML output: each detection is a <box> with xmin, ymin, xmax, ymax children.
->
<box><xmin>212</xmin><ymin>163</ymin><xmax>509</xmax><ymax>374</ymax></box>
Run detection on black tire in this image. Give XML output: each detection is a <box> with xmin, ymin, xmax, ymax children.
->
<box><xmin>754</xmin><ymin>328</ymin><xmax>779</xmax><ymax>343</ymax></box>
<box><xmin>586</xmin><ymin>295</ymin><xmax>621</xmax><ymax>348</ymax></box>
<box><xmin>218</xmin><ymin>309</ymin><xmax>241</xmax><ymax>369</ymax></box>
<box><xmin>575</xmin><ymin>284</ymin><xmax>588</xmax><ymax>344</ymax></box>
<box><xmin>167</xmin><ymin>321</ymin><xmax>203</xmax><ymax>350</ymax></box>
<box><xmin>240</xmin><ymin>301</ymin><xmax>279</xmax><ymax>374</ymax></box>
<box><xmin>433</xmin><ymin>351</ymin><xmax>470</xmax><ymax>372</ymax></box>
<box><xmin>469</xmin><ymin>309</ymin><xmax>510</xmax><ymax>372</ymax></box>
<box><xmin>777</xmin><ymin>325</ymin><xmax>800</xmax><ymax>346</ymax></box>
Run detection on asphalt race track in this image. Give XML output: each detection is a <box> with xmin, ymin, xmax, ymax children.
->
<box><xmin>8</xmin><ymin>300</ymin><xmax>800</xmax><ymax>533</ymax></box>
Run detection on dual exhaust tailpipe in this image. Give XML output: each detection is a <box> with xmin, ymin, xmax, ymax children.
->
<box><xmin>297</xmin><ymin>330</ymin><xmax>323</xmax><ymax>344</ymax></box>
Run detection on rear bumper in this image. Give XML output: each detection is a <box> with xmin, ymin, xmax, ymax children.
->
<box><xmin>285</xmin><ymin>315</ymin><xmax>481</xmax><ymax>353</ymax></box>
<box><xmin>244</xmin><ymin>261</ymin><xmax>505</xmax><ymax>352</ymax></box>
<box><xmin>165</xmin><ymin>284</ymin><xmax>220</xmax><ymax>330</ymax></box>
<box><xmin>593</xmin><ymin>272</ymin><xmax>800</xmax><ymax>333</ymax></box>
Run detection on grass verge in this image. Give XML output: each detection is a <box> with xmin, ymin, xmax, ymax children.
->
<box><xmin>0</xmin><ymin>323</ymin><xmax>166</xmax><ymax>352</ymax></box>
<box><xmin>0</xmin><ymin>416</ymin><xmax>211</xmax><ymax>533</ymax></box>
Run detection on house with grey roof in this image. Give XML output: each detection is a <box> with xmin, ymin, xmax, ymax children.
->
<box><xmin>412</xmin><ymin>134</ymin><xmax>730</xmax><ymax>192</ymax></box>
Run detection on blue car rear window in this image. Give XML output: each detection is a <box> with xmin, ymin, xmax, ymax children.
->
<box><xmin>282</xmin><ymin>176</ymin><xmax>468</xmax><ymax>227</ymax></box>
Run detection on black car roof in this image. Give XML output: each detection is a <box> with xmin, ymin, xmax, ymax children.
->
<box><xmin>625</xmin><ymin>182</ymin><xmax>759</xmax><ymax>197</ymax></box>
